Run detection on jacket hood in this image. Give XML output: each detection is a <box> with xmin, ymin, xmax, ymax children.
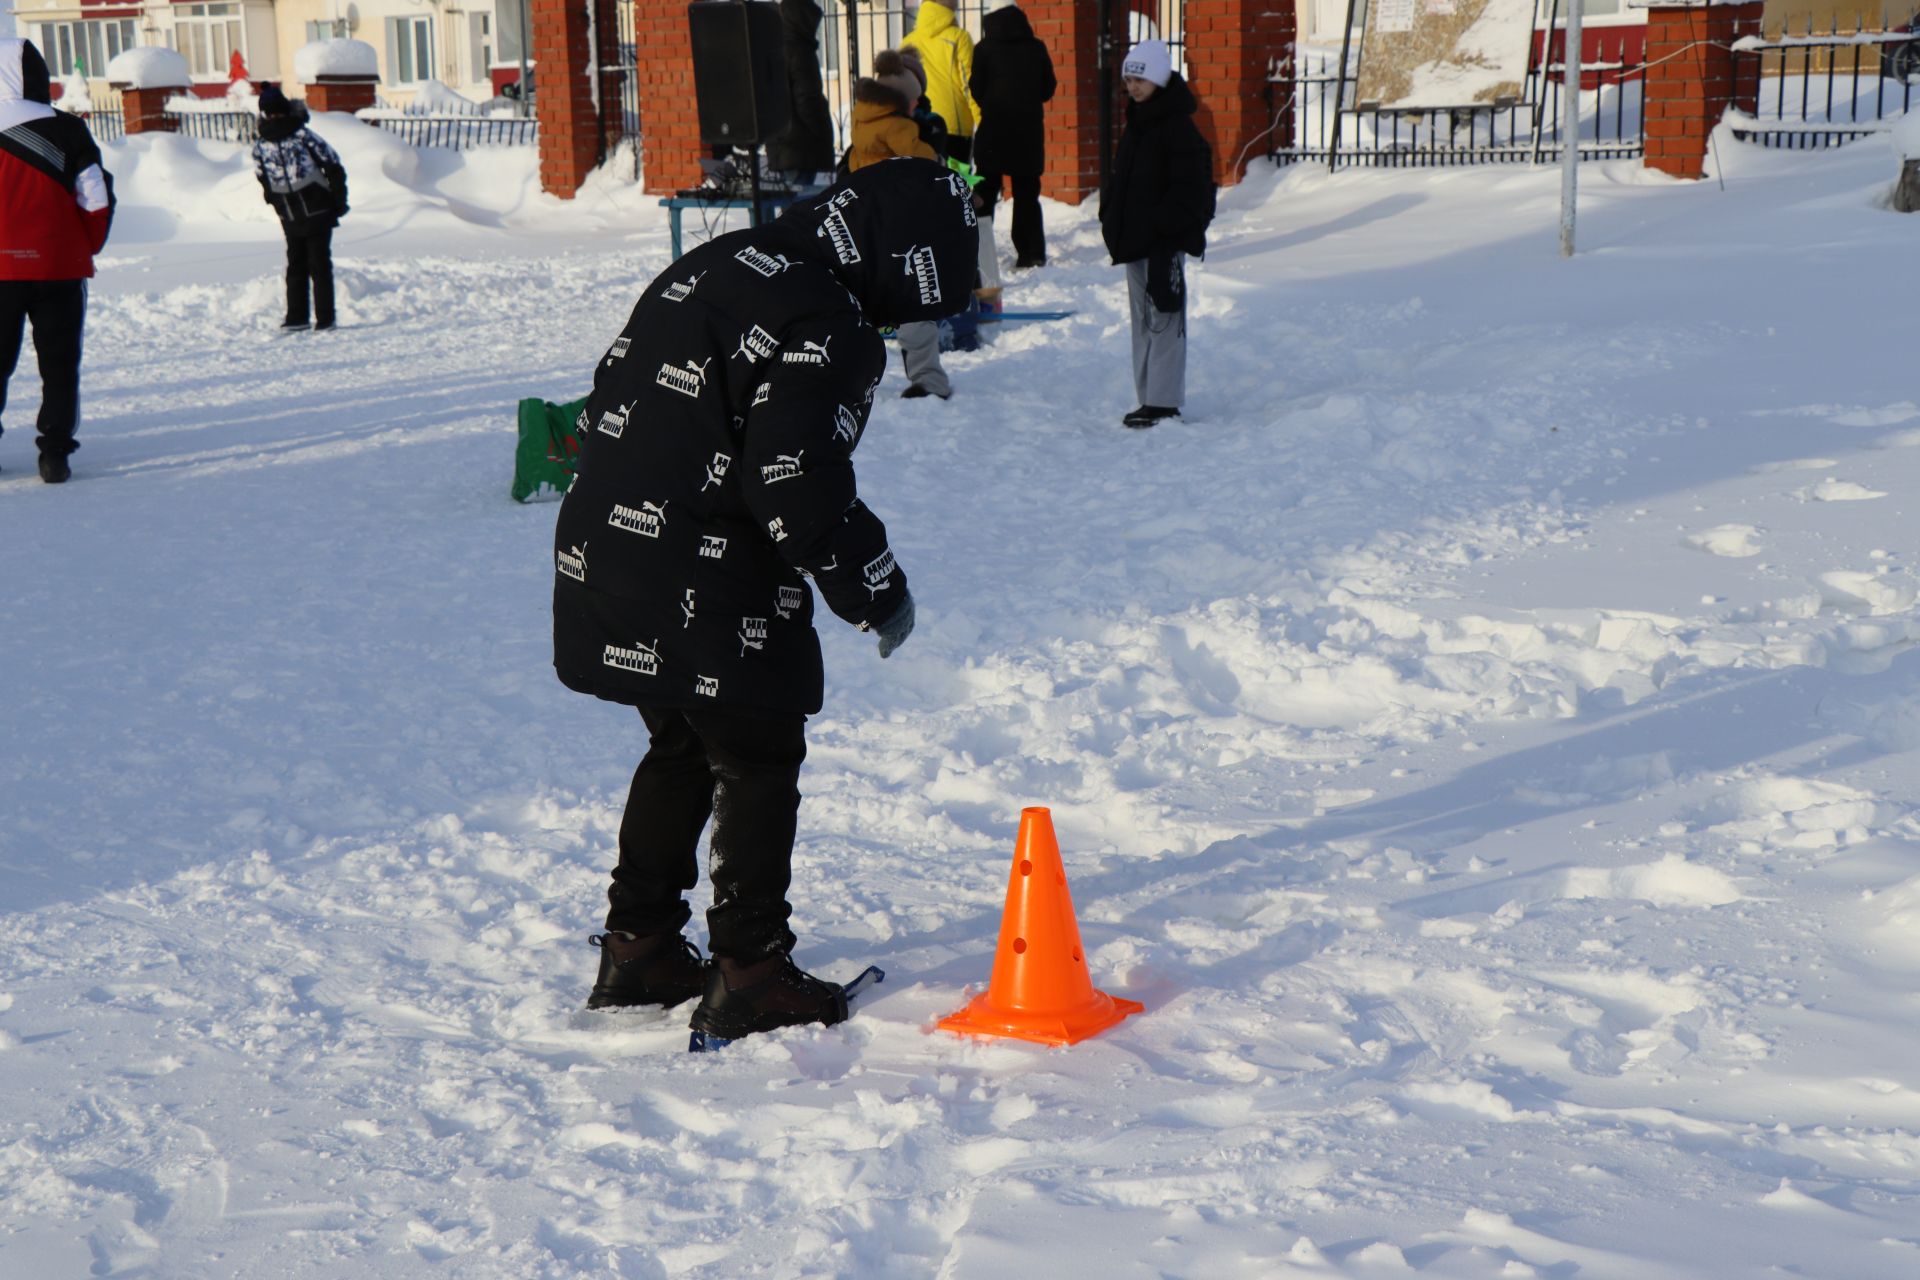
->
<box><xmin>981</xmin><ymin>5</ymin><xmax>1035</xmax><ymax>42</ymax></box>
<box><xmin>258</xmin><ymin>101</ymin><xmax>312</xmax><ymax>142</ymax></box>
<box><xmin>0</xmin><ymin>38</ymin><xmax>53</xmax><ymax>106</ymax></box>
<box><xmin>853</xmin><ymin>82</ymin><xmax>912</xmax><ymax>116</ymax></box>
<box><xmin>779</xmin><ymin>0</ymin><xmax>824</xmax><ymax>39</ymax></box>
<box><xmin>911</xmin><ymin>1</ymin><xmax>957</xmax><ymax>38</ymax></box>
<box><xmin>775</xmin><ymin>156</ymin><xmax>977</xmax><ymax>328</ymax></box>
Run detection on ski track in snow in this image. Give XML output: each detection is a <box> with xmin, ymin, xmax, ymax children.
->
<box><xmin>4</xmin><ymin>129</ymin><xmax>1920</xmax><ymax>1276</ymax></box>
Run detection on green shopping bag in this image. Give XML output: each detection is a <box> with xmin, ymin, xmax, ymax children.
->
<box><xmin>511</xmin><ymin>395</ymin><xmax>589</xmax><ymax>503</ymax></box>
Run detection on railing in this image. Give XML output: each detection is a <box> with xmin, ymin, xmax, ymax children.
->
<box><xmin>356</xmin><ymin>111</ymin><xmax>539</xmax><ymax>149</ymax></box>
<box><xmin>1729</xmin><ymin>25</ymin><xmax>1918</xmax><ymax>149</ymax></box>
<box><xmin>78</xmin><ymin>108</ymin><xmax>124</xmax><ymax>143</ymax></box>
<box><xmin>1276</xmin><ymin>32</ymin><xmax>1644</xmax><ymax>169</ymax></box>
<box><xmin>166</xmin><ymin>110</ymin><xmax>259</xmax><ymax>144</ymax></box>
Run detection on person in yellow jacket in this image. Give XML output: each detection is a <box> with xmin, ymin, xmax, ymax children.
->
<box><xmin>849</xmin><ymin>51</ymin><xmax>937</xmax><ymax>172</ymax></box>
<box><xmin>900</xmin><ymin>0</ymin><xmax>978</xmax><ymax>161</ymax></box>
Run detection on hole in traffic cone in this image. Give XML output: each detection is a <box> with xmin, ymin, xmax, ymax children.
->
<box><xmin>937</xmin><ymin>807</ymin><xmax>1144</xmax><ymax>1047</ymax></box>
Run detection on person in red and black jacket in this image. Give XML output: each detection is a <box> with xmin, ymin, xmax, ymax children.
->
<box><xmin>0</xmin><ymin>37</ymin><xmax>114</xmax><ymax>484</ymax></box>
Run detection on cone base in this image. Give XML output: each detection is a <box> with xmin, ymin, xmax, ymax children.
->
<box><xmin>936</xmin><ymin>988</ymin><xmax>1144</xmax><ymax>1047</ymax></box>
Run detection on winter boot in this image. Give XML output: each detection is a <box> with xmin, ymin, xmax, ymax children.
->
<box><xmin>38</xmin><ymin>452</ymin><xmax>70</xmax><ymax>484</ymax></box>
<box><xmin>1122</xmin><ymin>405</ymin><xmax>1180</xmax><ymax>429</ymax></box>
<box><xmin>586</xmin><ymin>931</ymin><xmax>705</xmax><ymax>1010</ymax></box>
<box><xmin>687</xmin><ymin>951</ymin><xmax>848</xmax><ymax>1041</ymax></box>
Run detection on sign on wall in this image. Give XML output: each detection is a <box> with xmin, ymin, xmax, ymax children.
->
<box><xmin>1355</xmin><ymin>0</ymin><xmax>1540</xmax><ymax>109</ymax></box>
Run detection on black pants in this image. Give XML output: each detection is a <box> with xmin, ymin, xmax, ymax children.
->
<box><xmin>0</xmin><ymin>279</ymin><xmax>87</xmax><ymax>459</ymax></box>
<box><xmin>976</xmin><ymin>171</ymin><xmax>1046</xmax><ymax>267</ymax></box>
<box><xmin>609</xmin><ymin>706</ymin><xmax>807</xmax><ymax>960</ymax></box>
<box><xmin>284</xmin><ymin>223</ymin><xmax>336</xmax><ymax>327</ymax></box>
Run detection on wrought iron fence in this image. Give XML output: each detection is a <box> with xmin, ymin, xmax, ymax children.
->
<box><xmin>1729</xmin><ymin>23</ymin><xmax>1918</xmax><ymax>149</ymax></box>
<box><xmin>77</xmin><ymin>109</ymin><xmax>124</xmax><ymax>143</ymax></box>
<box><xmin>166</xmin><ymin>110</ymin><xmax>259</xmax><ymax>144</ymax></box>
<box><xmin>1275</xmin><ymin>25</ymin><xmax>1644</xmax><ymax>169</ymax></box>
<box><xmin>616</xmin><ymin>0</ymin><xmax>643</xmax><ymax>179</ymax></box>
<box><xmin>357</xmin><ymin>112</ymin><xmax>539</xmax><ymax>149</ymax></box>
<box><xmin>823</xmin><ymin>0</ymin><xmax>992</xmax><ymax>153</ymax></box>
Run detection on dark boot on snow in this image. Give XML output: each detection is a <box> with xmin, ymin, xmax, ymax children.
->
<box><xmin>688</xmin><ymin>951</ymin><xmax>848</xmax><ymax>1040</ymax></box>
<box><xmin>586</xmin><ymin>931</ymin><xmax>705</xmax><ymax>1010</ymax></box>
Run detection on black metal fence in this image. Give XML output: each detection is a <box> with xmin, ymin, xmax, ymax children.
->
<box><xmin>1275</xmin><ymin>27</ymin><xmax>1645</xmax><ymax>169</ymax></box>
<box><xmin>167</xmin><ymin>110</ymin><xmax>259</xmax><ymax>144</ymax></box>
<box><xmin>821</xmin><ymin>0</ymin><xmax>994</xmax><ymax>153</ymax></box>
<box><xmin>1729</xmin><ymin>24</ymin><xmax>1918</xmax><ymax>149</ymax></box>
<box><xmin>358</xmin><ymin>112</ymin><xmax>539</xmax><ymax>149</ymax></box>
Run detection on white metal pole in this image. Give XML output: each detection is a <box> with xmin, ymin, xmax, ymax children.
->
<box><xmin>1559</xmin><ymin>0</ymin><xmax>1582</xmax><ymax>257</ymax></box>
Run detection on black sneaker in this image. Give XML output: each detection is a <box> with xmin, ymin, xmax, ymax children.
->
<box><xmin>585</xmin><ymin>931</ymin><xmax>705</xmax><ymax>1010</ymax></box>
<box><xmin>687</xmin><ymin>951</ymin><xmax>848</xmax><ymax>1041</ymax></box>
<box><xmin>900</xmin><ymin>384</ymin><xmax>950</xmax><ymax>401</ymax></box>
<box><xmin>1122</xmin><ymin>404</ymin><xmax>1180</xmax><ymax>429</ymax></box>
<box><xmin>313</xmin><ymin>321</ymin><xmax>336</xmax><ymax>332</ymax></box>
<box><xmin>38</xmin><ymin>454</ymin><xmax>70</xmax><ymax>484</ymax></box>
<box><xmin>280</xmin><ymin>319</ymin><xmax>311</xmax><ymax>331</ymax></box>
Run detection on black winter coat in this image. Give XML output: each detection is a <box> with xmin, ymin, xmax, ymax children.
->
<box><xmin>968</xmin><ymin>5</ymin><xmax>1055</xmax><ymax>178</ymax></box>
<box><xmin>1100</xmin><ymin>74</ymin><xmax>1214</xmax><ymax>265</ymax></box>
<box><xmin>764</xmin><ymin>0</ymin><xmax>836</xmax><ymax>174</ymax></box>
<box><xmin>553</xmin><ymin>158</ymin><xmax>978</xmax><ymax>715</ymax></box>
<box><xmin>252</xmin><ymin>106</ymin><xmax>346</xmax><ymax>231</ymax></box>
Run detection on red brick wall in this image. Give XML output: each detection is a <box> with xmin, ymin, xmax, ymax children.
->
<box><xmin>1026</xmin><ymin>0</ymin><xmax>1122</xmax><ymax>206</ymax></box>
<box><xmin>535</xmin><ymin>0</ymin><xmax>625</xmax><ymax>198</ymax></box>
<box><xmin>1643</xmin><ymin>1</ymin><xmax>1763</xmax><ymax>180</ymax></box>
<box><xmin>629</xmin><ymin>0</ymin><xmax>703</xmax><ymax>196</ymax></box>
<box><xmin>1185</xmin><ymin>0</ymin><xmax>1296</xmax><ymax>186</ymax></box>
<box><xmin>119</xmin><ymin>87</ymin><xmax>178</xmax><ymax>135</ymax></box>
<box><xmin>306</xmin><ymin>78</ymin><xmax>377</xmax><ymax>115</ymax></box>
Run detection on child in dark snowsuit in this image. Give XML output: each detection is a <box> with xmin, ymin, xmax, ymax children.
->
<box><xmin>850</xmin><ymin>51</ymin><xmax>955</xmax><ymax>400</ymax></box>
<box><xmin>251</xmin><ymin>84</ymin><xmax>347</xmax><ymax>332</ymax></box>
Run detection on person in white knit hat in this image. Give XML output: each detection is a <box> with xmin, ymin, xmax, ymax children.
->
<box><xmin>1100</xmin><ymin>38</ymin><xmax>1214</xmax><ymax>428</ymax></box>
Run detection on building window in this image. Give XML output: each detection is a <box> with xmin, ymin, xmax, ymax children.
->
<box><xmin>34</xmin><ymin>19</ymin><xmax>139</xmax><ymax>78</ymax></box>
<box><xmin>172</xmin><ymin>3</ymin><xmax>244</xmax><ymax>79</ymax></box>
<box><xmin>307</xmin><ymin>20</ymin><xmax>351</xmax><ymax>44</ymax></box>
<box><xmin>495</xmin><ymin>1</ymin><xmax>524</xmax><ymax>68</ymax></box>
<box><xmin>469</xmin><ymin>12</ymin><xmax>494</xmax><ymax>80</ymax></box>
<box><xmin>387</xmin><ymin>15</ymin><xmax>435</xmax><ymax>85</ymax></box>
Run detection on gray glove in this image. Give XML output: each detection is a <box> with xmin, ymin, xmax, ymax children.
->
<box><xmin>874</xmin><ymin>593</ymin><xmax>915</xmax><ymax>659</ymax></box>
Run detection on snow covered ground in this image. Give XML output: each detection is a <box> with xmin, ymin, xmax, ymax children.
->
<box><xmin>6</xmin><ymin>118</ymin><xmax>1920</xmax><ymax>1277</ymax></box>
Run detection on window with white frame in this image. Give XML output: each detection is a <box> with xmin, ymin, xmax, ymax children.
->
<box><xmin>307</xmin><ymin>19</ymin><xmax>351</xmax><ymax>44</ymax></box>
<box><xmin>34</xmin><ymin>19</ymin><xmax>139</xmax><ymax>78</ymax></box>
<box><xmin>171</xmin><ymin>4</ymin><xmax>244</xmax><ymax>79</ymax></box>
<box><xmin>387</xmin><ymin>15</ymin><xmax>435</xmax><ymax>85</ymax></box>
<box><xmin>470</xmin><ymin>12</ymin><xmax>494</xmax><ymax>83</ymax></box>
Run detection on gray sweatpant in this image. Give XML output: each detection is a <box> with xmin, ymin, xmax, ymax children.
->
<box><xmin>898</xmin><ymin>320</ymin><xmax>950</xmax><ymax>398</ymax></box>
<box><xmin>1126</xmin><ymin>254</ymin><xmax>1187</xmax><ymax>410</ymax></box>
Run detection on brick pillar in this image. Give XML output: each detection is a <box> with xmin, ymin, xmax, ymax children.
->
<box><xmin>628</xmin><ymin>0</ymin><xmax>703</xmax><ymax>196</ymax></box>
<box><xmin>1024</xmin><ymin>0</ymin><xmax>1120</xmax><ymax>206</ymax></box>
<box><xmin>115</xmin><ymin>85</ymin><xmax>180</xmax><ymax>134</ymax></box>
<box><xmin>306</xmin><ymin>76</ymin><xmax>377</xmax><ymax>114</ymax></box>
<box><xmin>1185</xmin><ymin>0</ymin><xmax>1295</xmax><ymax>186</ymax></box>
<box><xmin>535</xmin><ymin>0</ymin><xmax>621</xmax><ymax>198</ymax></box>
<box><xmin>1642</xmin><ymin>0</ymin><xmax>1763</xmax><ymax>180</ymax></box>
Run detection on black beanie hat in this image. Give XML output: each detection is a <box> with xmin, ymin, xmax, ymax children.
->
<box><xmin>258</xmin><ymin>82</ymin><xmax>292</xmax><ymax>116</ymax></box>
<box><xmin>20</xmin><ymin>38</ymin><xmax>51</xmax><ymax>105</ymax></box>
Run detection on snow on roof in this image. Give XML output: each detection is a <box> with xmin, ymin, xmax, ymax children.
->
<box><xmin>293</xmin><ymin>39</ymin><xmax>380</xmax><ymax>84</ymax></box>
<box><xmin>106</xmin><ymin>46</ymin><xmax>191</xmax><ymax>90</ymax></box>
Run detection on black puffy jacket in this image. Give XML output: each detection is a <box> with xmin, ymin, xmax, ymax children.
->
<box><xmin>968</xmin><ymin>4</ymin><xmax>1055</xmax><ymax>178</ymax></box>
<box><xmin>1100</xmin><ymin>74</ymin><xmax>1214</xmax><ymax>265</ymax></box>
<box><xmin>552</xmin><ymin>158</ymin><xmax>977</xmax><ymax>714</ymax></box>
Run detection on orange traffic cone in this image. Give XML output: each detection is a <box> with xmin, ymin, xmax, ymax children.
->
<box><xmin>937</xmin><ymin>807</ymin><xmax>1144</xmax><ymax>1047</ymax></box>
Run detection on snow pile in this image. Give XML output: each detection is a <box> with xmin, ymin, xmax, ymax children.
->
<box><xmin>294</xmin><ymin>38</ymin><xmax>379</xmax><ymax>84</ymax></box>
<box><xmin>403</xmin><ymin>79</ymin><xmax>482</xmax><ymax>115</ymax></box>
<box><xmin>105</xmin><ymin>45</ymin><xmax>190</xmax><ymax>89</ymax></box>
<box><xmin>54</xmin><ymin>71</ymin><xmax>91</xmax><ymax>114</ymax></box>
